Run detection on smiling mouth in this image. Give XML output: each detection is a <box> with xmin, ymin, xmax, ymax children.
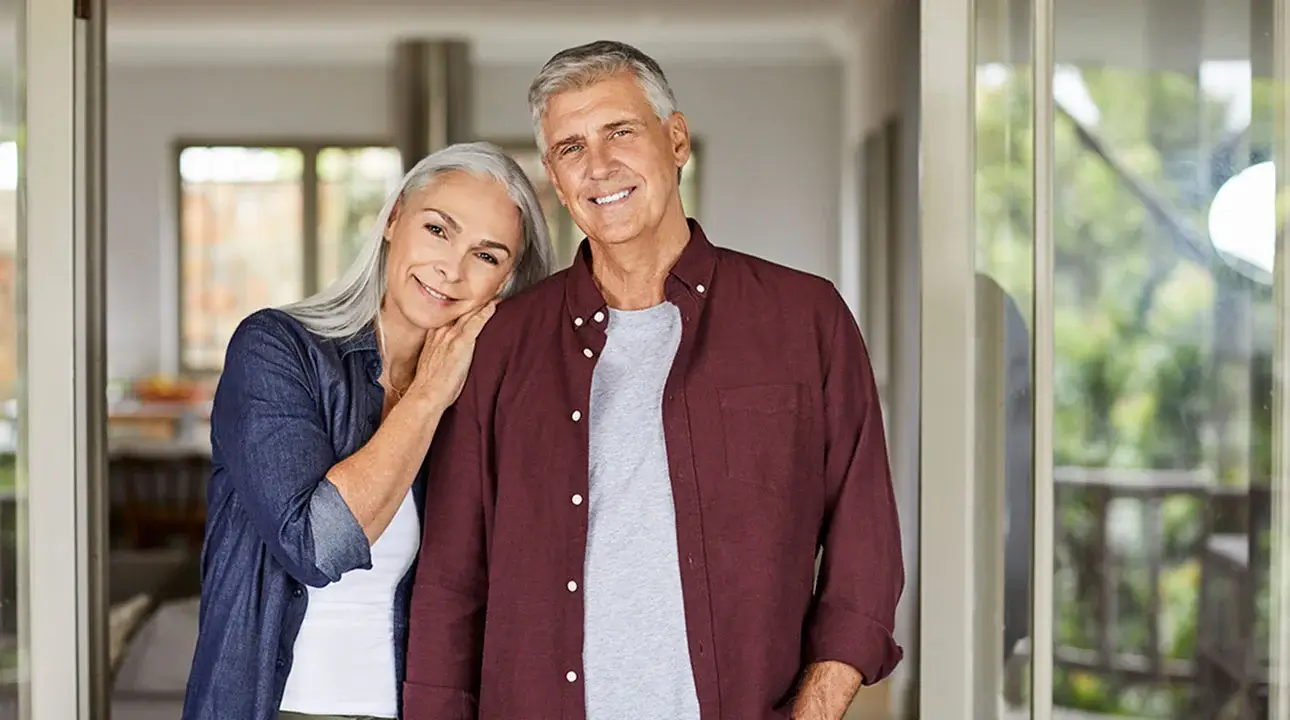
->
<box><xmin>414</xmin><ymin>277</ymin><xmax>458</xmax><ymax>302</ymax></box>
<box><xmin>590</xmin><ymin>187</ymin><xmax>635</xmax><ymax>206</ymax></box>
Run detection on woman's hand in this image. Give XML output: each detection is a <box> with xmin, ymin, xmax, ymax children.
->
<box><xmin>407</xmin><ymin>301</ymin><xmax>498</xmax><ymax>412</ymax></box>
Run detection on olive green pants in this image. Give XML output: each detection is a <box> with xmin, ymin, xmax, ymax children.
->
<box><xmin>278</xmin><ymin>713</ymin><xmax>391</xmax><ymax>720</ymax></box>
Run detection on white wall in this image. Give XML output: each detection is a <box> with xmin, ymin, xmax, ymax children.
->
<box><xmin>106</xmin><ymin>59</ymin><xmax>842</xmax><ymax>378</ymax></box>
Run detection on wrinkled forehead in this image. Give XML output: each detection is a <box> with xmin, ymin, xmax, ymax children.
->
<box><xmin>541</xmin><ymin>74</ymin><xmax>658</xmax><ymax>140</ymax></box>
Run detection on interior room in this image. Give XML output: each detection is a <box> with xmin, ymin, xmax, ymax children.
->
<box><xmin>93</xmin><ymin>0</ymin><xmax>920</xmax><ymax>718</ymax></box>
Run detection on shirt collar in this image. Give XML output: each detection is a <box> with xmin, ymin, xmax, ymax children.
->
<box><xmin>338</xmin><ymin>322</ymin><xmax>379</xmax><ymax>356</ymax></box>
<box><xmin>565</xmin><ymin>218</ymin><xmax>717</xmax><ymax>324</ymax></box>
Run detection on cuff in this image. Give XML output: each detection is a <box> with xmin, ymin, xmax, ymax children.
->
<box><xmin>402</xmin><ymin>681</ymin><xmax>478</xmax><ymax>720</ymax></box>
<box><xmin>803</xmin><ymin>602</ymin><xmax>903</xmax><ymax>686</ymax></box>
<box><xmin>308</xmin><ymin>478</ymin><xmax>373</xmax><ymax>581</ymax></box>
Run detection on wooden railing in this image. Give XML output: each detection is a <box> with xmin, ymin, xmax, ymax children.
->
<box><xmin>1034</xmin><ymin>467</ymin><xmax>1271</xmax><ymax>719</ymax></box>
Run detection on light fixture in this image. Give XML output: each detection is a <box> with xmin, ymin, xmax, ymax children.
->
<box><xmin>1207</xmin><ymin>160</ymin><xmax>1276</xmax><ymax>276</ymax></box>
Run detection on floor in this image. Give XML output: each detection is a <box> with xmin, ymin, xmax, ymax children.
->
<box><xmin>97</xmin><ymin>601</ymin><xmax>1133</xmax><ymax>720</ymax></box>
<box><xmin>111</xmin><ymin>597</ymin><xmax>196</xmax><ymax>718</ymax></box>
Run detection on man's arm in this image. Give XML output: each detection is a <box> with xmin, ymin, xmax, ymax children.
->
<box><xmin>790</xmin><ymin>660</ymin><xmax>863</xmax><ymax>719</ymax></box>
<box><xmin>795</xmin><ymin>288</ymin><xmax>905</xmax><ymax>719</ymax></box>
<box><xmin>403</xmin><ymin>388</ymin><xmax>490</xmax><ymax>720</ymax></box>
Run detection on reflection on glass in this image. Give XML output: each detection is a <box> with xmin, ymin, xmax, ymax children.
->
<box><xmin>179</xmin><ymin>146</ymin><xmax>305</xmax><ymax>371</ymax></box>
<box><xmin>975</xmin><ymin>0</ymin><xmax>1036</xmax><ymax>714</ymax></box>
<box><xmin>0</xmin><ymin>0</ymin><xmax>22</xmax><ymax>716</ymax></box>
<box><xmin>316</xmin><ymin>147</ymin><xmax>403</xmax><ymax>290</ymax></box>
<box><xmin>1047</xmin><ymin>0</ymin><xmax>1276</xmax><ymax>716</ymax></box>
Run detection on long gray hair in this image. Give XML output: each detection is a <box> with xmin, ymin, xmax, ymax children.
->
<box><xmin>280</xmin><ymin>141</ymin><xmax>554</xmax><ymax>339</ymax></box>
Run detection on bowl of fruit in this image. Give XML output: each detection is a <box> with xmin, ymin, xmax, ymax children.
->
<box><xmin>133</xmin><ymin>374</ymin><xmax>202</xmax><ymax>403</ymax></box>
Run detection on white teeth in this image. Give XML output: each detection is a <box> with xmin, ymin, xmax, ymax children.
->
<box><xmin>418</xmin><ymin>280</ymin><xmax>450</xmax><ymax>301</ymax></box>
<box><xmin>593</xmin><ymin>189</ymin><xmax>631</xmax><ymax>205</ymax></box>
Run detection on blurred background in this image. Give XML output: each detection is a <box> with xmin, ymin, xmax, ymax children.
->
<box><xmin>92</xmin><ymin>1</ymin><xmax>907</xmax><ymax>717</ymax></box>
<box><xmin>2</xmin><ymin>0</ymin><xmax>1290</xmax><ymax>718</ymax></box>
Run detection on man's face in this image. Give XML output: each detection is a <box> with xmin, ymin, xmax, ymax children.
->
<box><xmin>540</xmin><ymin>72</ymin><xmax>690</xmax><ymax>247</ymax></box>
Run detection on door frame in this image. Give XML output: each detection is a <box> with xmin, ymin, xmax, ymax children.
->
<box><xmin>23</xmin><ymin>0</ymin><xmax>106</xmax><ymax>716</ymax></box>
<box><xmin>918</xmin><ymin>0</ymin><xmax>1290</xmax><ymax>717</ymax></box>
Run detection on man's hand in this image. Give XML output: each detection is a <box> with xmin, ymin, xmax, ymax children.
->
<box><xmin>790</xmin><ymin>661</ymin><xmax>864</xmax><ymax>720</ymax></box>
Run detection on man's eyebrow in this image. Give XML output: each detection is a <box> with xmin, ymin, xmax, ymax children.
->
<box><xmin>603</xmin><ymin>119</ymin><xmax>642</xmax><ymax>131</ymax></box>
<box><xmin>548</xmin><ymin>133</ymin><xmax>584</xmax><ymax>152</ymax></box>
<box><xmin>549</xmin><ymin>119</ymin><xmax>643</xmax><ymax>153</ymax></box>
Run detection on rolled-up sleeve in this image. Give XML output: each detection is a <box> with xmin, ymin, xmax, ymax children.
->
<box><xmin>212</xmin><ymin>311</ymin><xmax>371</xmax><ymax>588</ymax></box>
<box><xmin>803</xmin><ymin>290</ymin><xmax>905</xmax><ymax>685</ymax></box>
<box><xmin>403</xmin><ymin>382</ymin><xmax>489</xmax><ymax>720</ymax></box>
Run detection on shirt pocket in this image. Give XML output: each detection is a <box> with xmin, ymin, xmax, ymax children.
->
<box><xmin>717</xmin><ymin>382</ymin><xmax>804</xmax><ymax>493</ymax></box>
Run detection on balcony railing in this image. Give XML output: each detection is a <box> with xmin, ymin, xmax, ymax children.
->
<box><xmin>1008</xmin><ymin>466</ymin><xmax>1270</xmax><ymax>719</ymax></box>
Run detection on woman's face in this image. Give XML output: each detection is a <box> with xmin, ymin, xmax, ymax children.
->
<box><xmin>382</xmin><ymin>170</ymin><xmax>524</xmax><ymax>332</ymax></box>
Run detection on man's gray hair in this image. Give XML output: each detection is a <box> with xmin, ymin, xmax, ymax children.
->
<box><xmin>279</xmin><ymin>141</ymin><xmax>554</xmax><ymax>339</ymax></box>
<box><xmin>528</xmin><ymin>40</ymin><xmax>678</xmax><ymax>153</ymax></box>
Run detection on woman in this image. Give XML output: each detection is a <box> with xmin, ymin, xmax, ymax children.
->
<box><xmin>181</xmin><ymin>142</ymin><xmax>554</xmax><ymax>720</ymax></box>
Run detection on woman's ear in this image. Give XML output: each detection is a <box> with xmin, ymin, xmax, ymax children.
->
<box><xmin>383</xmin><ymin>201</ymin><xmax>402</xmax><ymax>242</ymax></box>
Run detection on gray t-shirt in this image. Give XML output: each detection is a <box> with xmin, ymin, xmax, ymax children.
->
<box><xmin>582</xmin><ymin>302</ymin><xmax>700</xmax><ymax>720</ymax></box>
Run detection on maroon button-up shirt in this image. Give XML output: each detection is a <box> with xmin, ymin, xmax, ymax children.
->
<box><xmin>403</xmin><ymin>221</ymin><xmax>903</xmax><ymax>720</ymax></box>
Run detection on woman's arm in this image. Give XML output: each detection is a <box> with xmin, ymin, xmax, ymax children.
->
<box><xmin>213</xmin><ymin>304</ymin><xmax>494</xmax><ymax>586</ymax></box>
<box><xmin>213</xmin><ymin>311</ymin><xmax>371</xmax><ymax>587</ymax></box>
<box><xmin>326</xmin><ymin>393</ymin><xmax>443</xmax><ymax>545</ymax></box>
<box><xmin>327</xmin><ymin>302</ymin><xmax>496</xmax><ymax>544</ymax></box>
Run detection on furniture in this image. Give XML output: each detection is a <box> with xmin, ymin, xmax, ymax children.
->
<box><xmin>109</xmin><ymin>446</ymin><xmax>211</xmax><ymax>551</ymax></box>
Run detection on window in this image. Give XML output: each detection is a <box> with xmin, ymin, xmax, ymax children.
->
<box><xmin>177</xmin><ymin>141</ymin><xmax>701</xmax><ymax>372</ymax></box>
<box><xmin>177</xmin><ymin>143</ymin><xmax>402</xmax><ymax>372</ymax></box>
<box><xmin>316</xmin><ymin>147</ymin><xmax>406</xmax><ymax>289</ymax></box>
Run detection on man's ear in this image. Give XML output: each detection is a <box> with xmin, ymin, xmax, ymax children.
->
<box><xmin>667</xmin><ymin>111</ymin><xmax>692</xmax><ymax>168</ymax></box>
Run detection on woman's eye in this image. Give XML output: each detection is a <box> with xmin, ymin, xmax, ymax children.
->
<box><xmin>425</xmin><ymin>224</ymin><xmax>446</xmax><ymax>237</ymax></box>
<box><xmin>476</xmin><ymin>252</ymin><xmax>499</xmax><ymax>266</ymax></box>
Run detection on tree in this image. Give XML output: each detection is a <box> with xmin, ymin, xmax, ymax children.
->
<box><xmin>976</xmin><ymin>63</ymin><xmax>1266</xmax><ymax>716</ymax></box>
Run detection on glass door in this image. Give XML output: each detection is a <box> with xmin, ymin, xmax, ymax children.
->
<box><xmin>8</xmin><ymin>0</ymin><xmax>104</xmax><ymax>717</ymax></box>
<box><xmin>921</xmin><ymin>0</ymin><xmax>1290</xmax><ymax>716</ymax></box>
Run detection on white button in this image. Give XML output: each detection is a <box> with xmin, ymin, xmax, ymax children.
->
<box><xmin>571</xmin><ymin>410</ymin><xmax>582</xmax><ymax>422</ymax></box>
<box><xmin>572</xmin><ymin>494</ymin><xmax>583</xmax><ymax>506</ymax></box>
<box><xmin>566</xmin><ymin>671</ymin><xmax>578</xmax><ymax>683</ymax></box>
<box><xmin>582</xmin><ymin>348</ymin><xmax>593</xmax><ymax>358</ymax></box>
<box><xmin>574</xmin><ymin>317</ymin><xmax>583</xmax><ymax>327</ymax></box>
<box><xmin>567</xmin><ymin>580</ymin><xmax>578</xmax><ymax>592</ymax></box>
<box><xmin>696</xmin><ymin>284</ymin><xmax>706</xmax><ymax>293</ymax></box>
<box><xmin>593</xmin><ymin>311</ymin><xmax>605</xmax><ymax>323</ymax></box>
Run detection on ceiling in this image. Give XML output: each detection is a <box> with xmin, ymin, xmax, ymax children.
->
<box><xmin>105</xmin><ymin>0</ymin><xmax>878</xmax><ymax>66</ymax></box>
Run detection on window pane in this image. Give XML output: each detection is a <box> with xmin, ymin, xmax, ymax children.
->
<box><xmin>1049</xmin><ymin>1</ymin><xmax>1279</xmax><ymax>716</ymax></box>
<box><xmin>975</xmin><ymin>0</ymin><xmax>1035</xmax><ymax>714</ymax></box>
<box><xmin>179</xmin><ymin>146</ymin><xmax>304</xmax><ymax>371</ymax></box>
<box><xmin>316</xmin><ymin>147</ymin><xmax>403</xmax><ymax>290</ymax></box>
<box><xmin>0</xmin><ymin>0</ymin><xmax>23</xmax><ymax>715</ymax></box>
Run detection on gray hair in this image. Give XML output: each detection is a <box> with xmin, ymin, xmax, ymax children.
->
<box><xmin>528</xmin><ymin>40</ymin><xmax>678</xmax><ymax>153</ymax></box>
<box><xmin>280</xmin><ymin>141</ymin><xmax>554</xmax><ymax>339</ymax></box>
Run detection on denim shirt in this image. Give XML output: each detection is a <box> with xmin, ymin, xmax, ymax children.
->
<box><xmin>182</xmin><ymin>308</ymin><xmax>426</xmax><ymax>720</ymax></box>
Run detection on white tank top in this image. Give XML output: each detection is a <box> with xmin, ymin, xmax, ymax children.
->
<box><xmin>279</xmin><ymin>489</ymin><xmax>420</xmax><ymax>717</ymax></box>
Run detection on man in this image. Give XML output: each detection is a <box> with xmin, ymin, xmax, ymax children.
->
<box><xmin>404</xmin><ymin>40</ymin><xmax>903</xmax><ymax>720</ymax></box>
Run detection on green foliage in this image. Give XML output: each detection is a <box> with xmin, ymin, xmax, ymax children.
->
<box><xmin>977</xmin><ymin>62</ymin><xmax>1270</xmax><ymax>716</ymax></box>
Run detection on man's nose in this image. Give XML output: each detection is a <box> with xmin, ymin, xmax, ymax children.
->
<box><xmin>586</xmin><ymin>143</ymin><xmax>616</xmax><ymax>179</ymax></box>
